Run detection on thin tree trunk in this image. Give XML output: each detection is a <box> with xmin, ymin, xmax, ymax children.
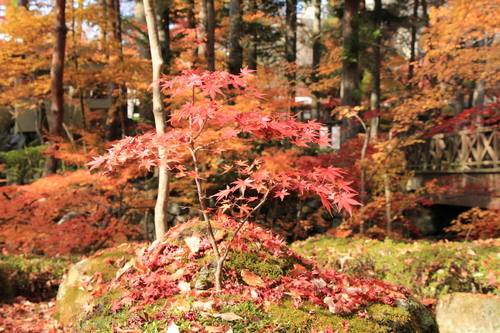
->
<box><xmin>158</xmin><ymin>1</ymin><xmax>171</xmax><ymax>70</ymax></box>
<box><xmin>245</xmin><ymin>0</ymin><xmax>258</xmax><ymax>70</ymax></box>
<box><xmin>228</xmin><ymin>0</ymin><xmax>243</xmax><ymax>75</ymax></box>
<box><xmin>408</xmin><ymin>0</ymin><xmax>419</xmax><ymax>83</ymax></box>
<box><xmin>206</xmin><ymin>0</ymin><xmax>215</xmax><ymax>71</ymax></box>
<box><xmin>384</xmin><ymin>172</ymin><xmax>392</xmax><ymax>233</ymax></box>
<box><xmin>44</xmin><ymin>0</ymin><xmax>67</xmax><ymax>176</ymax></box>
<box><xmin>340</xmin><ymin>0</ymin><xmax>360</xmax><ymax>143</ymax></box>
<box><xmin>311</xmin><ymin>0</ymin><xmax>321</xmax><ymax>121</ymax></box>
<box><xmin>454</xmin><ymin>85</ymin><xmax>464</xmax><ymax>116</ymax></box>
<box><xmin>359</xmin><ymin>127</ymin><xmax>370</xmax><ymax>235</ymax></box>
<box><xmin>370</xmin><ymin>0</ymin><xmax>381</xmax><ymax>138</ymax></box>
<box><xmin>473</xmin><ymin>80</ymin><xmax>486</xmax><ymax>107</ymax></box>
<box><xmin>286</xmin><ymin>0</ymin><xmax>297</xmax><ymax>117</ymax></box>
<box><xmin>134</xmin><ymin>0</ymin><xmax>150</xmax><ymax>58</ymax></box>
<box><xmin>104</xmin><ymin>0</ymin><xmax>126</xmax><ymax>141</ymax></box>
<box><xmin>199</xmin><ymin>0</ymin><xmax>207</xmax><ymax>59</ymax></box>
<box><xmin>143</xmin><ymin>0</ymin><xmax>170</xmax><ymax>239</ymax></box>
<box><xmin>421</xmin><ymin>0</ymin><xmax>428</xmax><ymax>26</ymax></box>
<box><xmin>341</xmin><ymin>0</ymin><xmax>359</xmax><ymax>107</ymax></box>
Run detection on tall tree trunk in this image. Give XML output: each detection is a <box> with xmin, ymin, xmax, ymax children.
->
<box><xmin>199</xmin><ymin>0</ymin><xmax>207</xmax><ymax>60</ymax></box>
<box><xmin>134</xmin><ymin>0</ymin><xmax>150</xmax><ymax>58</ymax></box>
<box><xmin>228</xmin><ymin>0</ymin><xmax>243</xmax><ymax>75</ymax></box>
<box><xmin>143</xmin><ymin>0</ymin><xmax>170</xmax><ymax>239</ymax></box>
<box><xmin>245</xmin><ymin>0</ymin><xmax>258</xmax><ymax>70</ymax></box>
<box><xmin>359</xmin><ymin>127</ymin><xmax>370</xmax><ymax>235</ymax></box>
<box><xmin>340</xmin><ymin>0</ymin><xmax>360</xmax><ymax>143</ymax></box>
<box><xmin>158</xmin><ymin>0</ymin><xmax>171</xmax><ymax>71</ymax></box>
<box><xmin>384</xmin><ymin>172</ymin><xmax>392</xmax><ymax>233</ymax></box>
<box><xmin>206</xmin><ymin>0</ymin><xmax>215</xmax><ymax>71</ymax></box>
<box><xmin>408</xmin><ymin>0</ymin><xmax>419</xmax><ymax>83</ymax></box>
<box><xmin>104</xmin><ymin>0</ymin><xmax>126</xmax><ymax>141</ymax></box>
<box><xmin>454</xmin><ymin>79</ymin><xmax>464</xmax><ymax>116</ymax></box>
<box><xmin>473</xmin><ymin>80</ymin><xmax>486</xmax><ymax>107</ymax></box>
<box><xmin>421</xmin><ymin>0</ymin><xmax>428</xmax><ymax>26</ymax></box>
<box><xmin>311</xmin><ymin>0</ymin><xmax>321</xmax><ymax>121</ymax></box>
<box><xmin>44</xmin><ymin>0</ymin><xmax>67</xmax><ymax>176</ymax></box>
<box><xmin>370</xmin><ymin>0</ymin><xmax>381</xmax><ymax>138</ymax></box>
<box><xmin>286</xmin><ymin>0</ymin><xmax>297</xmax><ymax>116</ymax></box>
<box><xmin>187</xmin><ymin>0</ymin><xmax>197</xmax><ymax>61</ymax></box>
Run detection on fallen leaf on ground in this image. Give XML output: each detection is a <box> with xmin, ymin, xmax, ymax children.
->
<box><xmin>241</xmin><ymin>269</ymin><xmax>265</xmax><ymax>287</ymax></box>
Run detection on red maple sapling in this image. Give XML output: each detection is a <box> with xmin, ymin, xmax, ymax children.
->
<box><xmin>88</xmin><ymin>68</ymin><xmax>361</xmax><ymax>290</ymax></box>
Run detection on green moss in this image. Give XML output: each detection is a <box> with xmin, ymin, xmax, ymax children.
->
<box><xmin>75</xmin><ymin>295</ymin><xmax>419</xmax><ymax>333</ymax></box>
<box><xmin>268</xmin><ymin>298</ymin><xmax>433</xmax><ymax>333</ymax></box>
<box><xmin>293</xmin><ymin>237</ymin><xmax>500</xmax><ymax>299</ymax></box>
<box><xmin>226</xmin><ymin>249</ymin><xmax>303</xmax><ymax>281</ymax></box>
<box><xmin>53</xmin><ymin>245</ymin><xmax>137</xmax><ymax>325</ymax></box>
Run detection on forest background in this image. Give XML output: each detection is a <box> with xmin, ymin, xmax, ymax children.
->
<box><xmin>1</xmin><ymin>0</ymin><xmax>500</xmax><ymax>258</ymax></box>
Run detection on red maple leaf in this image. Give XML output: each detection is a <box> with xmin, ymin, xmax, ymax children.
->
<box><xmin>231</xmin><ymin>178</ymin><xmax>254</xmax><ymax>197</ymax></box>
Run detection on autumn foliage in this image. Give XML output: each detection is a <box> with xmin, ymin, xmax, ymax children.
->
<box><xmin>0</xmin><ymin>169</ymin><xmax>148</xmax><ymax>256</ymax></box>
<box><xmin>88</xmin><ymin>69</ymin><xmax>361</xmax><ymax>290</ymax></box>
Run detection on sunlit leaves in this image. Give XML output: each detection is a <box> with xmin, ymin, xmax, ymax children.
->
<box><xmin>89</xmin><ymin>70</ymin><xmax>360</xmax><ymax>219</ymax></box>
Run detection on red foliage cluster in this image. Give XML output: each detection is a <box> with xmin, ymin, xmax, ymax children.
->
<box><xmin>0</xmin><ymin>170</ymin><xmax>146</xmax><ymax>256</ymax></box>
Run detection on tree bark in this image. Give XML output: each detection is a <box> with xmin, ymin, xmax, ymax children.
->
<box><xmin>228</xmin><ymin>0</ymin><xmax>243</xmax><ymax>75</ymax></box>
<box><xmin>286</xmin><ymin>0</ymin><xmax>297</xmax><ymax>117</ymax></box>
<box><xmin>143</xmin><ymin>0</ymin><xmax>170</xmax><ymax>239</ymax></box>
<box><xmin>341</xmin><ymin>0</ymin><xmax>359</xmax><ymax>107</ymax></box>
<box><xmin>311</xmin><ymin>0</ymin><xmax>321</xmax><ymax>121</ymax></box>
<box><xmin>158</xmin><ymin>0</ymin><xmax>171</xmax><ymax>70</ymax></box>
<box><xmin>104</xmin><ymin>0</ymin><xmax>127</xmax><ymax>141</ymax></box>
<box><xmin>384</xmin><ymin>172</ymin><xmax>392</xmax><ymax>233</ymax></box>
<box><xmin>206</xmin><ymin>0</ymin><xmax>215</xmax><ymax>71</ymax></box>
<box><xmin>359</xmin><ymin>127</ymin><xmax>370</xmax><ymax>235</ymax></box>
<box><xmin>44</xmin><ymin>0</ymin><xmax>67</xmax><ymax>176</ymax></box>
<box><xmin>408</xmin><ymin>0</ymin><xmax>419</xmax><ymax>83</ymax></box>
<box><xmin>370</xmin><ymin>0</ymin><xmax>381</xmax><ymax>138</ymax></box>
<box><xmin>340</xmin><ymin>0</ymin><xmax>360</xmax><ymax>143</ymax></box>
<box><xmin>473</xmin><ymin>80</ymin><xmax>486</xmax><ymax>107</ymax></box>
<box><xmin>199</xmin><ymin>0</ymin><xmax>207</xmax><ymax>59</ymax></box>
<box><xmin>245</xmin><ymin>0</ymin><xmax>258</xmax><ymax>70</ymax></box>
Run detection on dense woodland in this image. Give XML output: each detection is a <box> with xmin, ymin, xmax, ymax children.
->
<box><xmin>1</xmin><ymin>0</ymin><xmax>500</xmax><ymax>257</ymax></box>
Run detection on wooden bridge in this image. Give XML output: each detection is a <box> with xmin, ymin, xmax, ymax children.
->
<box><xmin>406</xmin><ymin>127</ymin><xmax>500</xmax><ymax>208</ymax></box>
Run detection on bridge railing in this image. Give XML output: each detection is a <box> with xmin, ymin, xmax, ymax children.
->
<box><xmin>406</xmin><ymin>127</ymin><xmax>500</xmax><ymax>173</ymax></box>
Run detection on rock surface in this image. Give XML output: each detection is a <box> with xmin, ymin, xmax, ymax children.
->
<box><xmin>436</xmin><ymin>292</ymin><xmax>500</xmax><ymax>333</ymax></box>
<box><xmin>53</xmin><ymin>245</ymin><xmax>137</xmax><ymax>325</ymax></box>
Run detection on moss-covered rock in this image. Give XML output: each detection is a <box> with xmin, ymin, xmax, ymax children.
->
<box><xmin>53</xmin><ymin>244</ymin><xmax>139</xmax><ymax>325</ymax></box>
<box><xmin>57</xmin><ymin>219</ymin><xmax>438</xmax><ymax>332</ymax></box>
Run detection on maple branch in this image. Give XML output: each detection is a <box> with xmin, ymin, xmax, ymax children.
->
<box><xmin>217</xmin><ymin>187</ymin><xmax>271</xmax><ymax>287</ymax></box>
<box><xmin>187</xmin><ymin>143</ymin><xmax>221</xmax><ymax>270</ymax></box>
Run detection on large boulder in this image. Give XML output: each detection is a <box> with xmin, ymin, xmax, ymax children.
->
<box><xmin>53</xmin><ymin>244</ymin><xmax>138</xmax><ymax>325</ymax></box>
<box><xmin>56</xmin><ymin>219</ymin><xmax>438</xmax><ymax>332</ymax></box>
<box><xmin>436</xmin><ymin>292</ymin><xmax>500</xmax><ymax>333</ymax></box>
